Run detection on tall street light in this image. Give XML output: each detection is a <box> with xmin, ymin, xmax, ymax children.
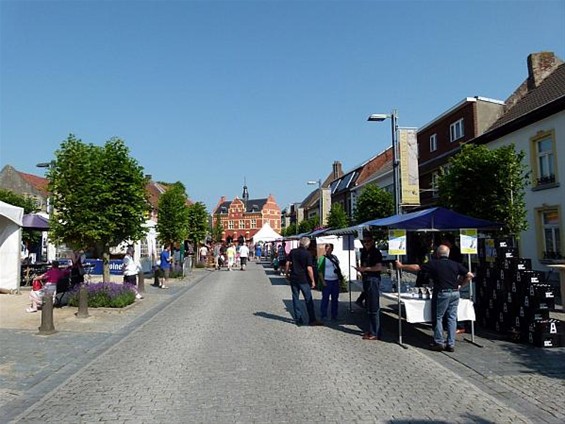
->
<box><xmin>368</xmin><ymin>110</ymin><xmax>400</xmax><ymax>215</ymax></box>
<box><xmin>307</xmin><ymin>179</ymin><xmax>322</xmax><ymax>227</ymax></box>
<box><xmin>36</xmin><ymin>161</ymin><xmax>54</xmax><ymax>261</ymax></box>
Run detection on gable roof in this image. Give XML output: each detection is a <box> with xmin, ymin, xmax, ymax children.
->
<box><xmin>214</xmin><ymin>197</ymin><xmax>269</xmax><ymax>214</ymax></box>
<box><xmin>17</xmin><ymin>170</ymin><xmax>49</xmax><ymax>196</ymax></box>
<box><xmin>489</xmin><ymin>62</ymin><xmax>565</xmax><ymax>132</ymax></box>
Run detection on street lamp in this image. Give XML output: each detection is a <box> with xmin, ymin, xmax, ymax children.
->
<box><xmin>368</xmin><ymin>110</ymin><xmax>400</xmax><ymax>215</ymax></box>
<box><xmin>307</xmin><ymin>179</ymin><xmax>323</xmax><ymax>226</ymax></box>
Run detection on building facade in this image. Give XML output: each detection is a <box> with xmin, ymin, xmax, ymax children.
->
<box><xmin>212</xmin><ymin>188</ymin><xmax>281</xmax><ymax>242</ymax></box>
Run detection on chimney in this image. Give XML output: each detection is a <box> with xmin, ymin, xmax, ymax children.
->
<box><xmin>332</xmin><ymin>161</ymin><xmax>343</xmax><ymax>179</ymax></box>
<box><xmin>527</xmin><ymin>52</ymin><xmax>563</xmax><ymax>89</ymax></box>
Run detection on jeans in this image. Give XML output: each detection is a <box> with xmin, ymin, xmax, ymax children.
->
<box><xmin>363</xmin><ymin>276</ymin><xmax>381</xmax><ymax>337</ymax></box>
<box><xmin>434</xmin><ymin>290</ymin><xmax>460</xmax><ymax>347</ymax></box>
<box><xmin>290</xmin><ymin>281</ymin><xmax>317</xmax><ymax>325</ymax></box>
<box><xmin>320</xmin><ymin>279</ymin><xmax>340</xmax><ymax>319</ymax></box>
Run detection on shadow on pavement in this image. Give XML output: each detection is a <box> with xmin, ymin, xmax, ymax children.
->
<box><xmin>253</xmin><ymin>311</ymin><xmax>296</xmax><ymax>325</ymax></box>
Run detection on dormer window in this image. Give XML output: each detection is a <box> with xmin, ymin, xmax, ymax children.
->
<box><xmin>449</xmin><ymin>119</ymin><xmax>464</xmax><ymax>142</ymax></box>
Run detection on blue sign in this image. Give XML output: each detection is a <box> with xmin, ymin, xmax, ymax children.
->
<box><xmin>84</xmin><ymin>259</ymin><xmax>124</xmax><ymax>275</ymax></box>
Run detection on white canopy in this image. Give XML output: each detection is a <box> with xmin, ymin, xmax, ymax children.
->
<box><xmin>252</xmin><ymin>223</ymin><xmax>282</xmax><ymax>243</ymax></box>
<box><xmin>0</xmin><ymin>201</ymin><xmax>24</xmax><ymax>292</ymax></box>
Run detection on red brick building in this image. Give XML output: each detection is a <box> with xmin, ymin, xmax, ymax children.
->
<box><xmin>212</xmin><ymin>186</ymin><xmax>281</xmax><ymax>242</ymax></box>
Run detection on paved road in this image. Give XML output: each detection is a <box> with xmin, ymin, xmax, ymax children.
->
<box><xmin>1</xmin><ymin>262</ymin><xmax>559</xmax><ymax>423</ymax></box>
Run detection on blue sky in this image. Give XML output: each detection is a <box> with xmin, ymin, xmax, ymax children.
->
<box><xmin>1</xmin><ymin>0</ymin><xmax>564</xmax><ymax>213</ymax></box>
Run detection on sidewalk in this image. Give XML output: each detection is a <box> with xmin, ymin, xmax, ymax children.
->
<box><xmin>0</xmin><ymin>269</ymin><xmax>211</xmax><ymax>413</ymax></box>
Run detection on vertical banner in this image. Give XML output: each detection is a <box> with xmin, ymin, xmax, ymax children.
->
<box><xmin>460</xmin><ymin>229</ymin><xmax>478</xmax><ymax>254</ymax></box>
<box><xmin>398</xmin><ymin>128</ymin><xmax>420</xmax><ymax>206</ymax></box>
<box><xmin>388</xmin><ymin>229</ymin><xmax>407</xmax><ymax>255</ymax></box>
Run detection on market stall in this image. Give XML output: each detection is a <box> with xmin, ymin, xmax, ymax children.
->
<box><xmin>0</xmin><ymin>201</ymin><xmax>24</xmax><ymax>293</ymax></box>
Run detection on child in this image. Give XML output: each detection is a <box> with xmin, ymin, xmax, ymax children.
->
<box><xmin>27</xmin><ymin>278</ymin><xmax>44</xmax><ymax>313</ymax></box>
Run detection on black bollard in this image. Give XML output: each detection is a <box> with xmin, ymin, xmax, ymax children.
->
<box><xmin>38</xmin><ymin>294</ymin><xmax>57</xmax><ymax>335</ymax></box>
<box><xmin>76</xmin><ymin>284</ymin><xmax>90</xmax><ymax>319</ymax></box>
<box><xmin>138</xmin><ymin>270</ymin><xmax>145</xmax><ymax>293</ymax></box>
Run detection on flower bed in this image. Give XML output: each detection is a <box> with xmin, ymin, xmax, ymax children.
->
<box><xmin>68</xmin><ymin>282</ymin><xmax>136</xmax><ymax>308</ymax></box>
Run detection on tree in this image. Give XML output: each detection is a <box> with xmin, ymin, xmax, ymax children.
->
<box><xmin>438</xmin><ymin>144</ymin><xmax>528</xmax><ymax>237</ymax></box>
<box><xmin>298</xmin><ymin>216</ymin><xmax>318</xmax><ymax>234</ymax></box>
<box><xmin>186</xmin><ymin>202</ymin><xmax>208</xmax><ymax>248</ymax></box>
<box><xmin>156</xmin><ymin>182</ymin><xmax>190</xmax><ymax>246</ymax></box>
<box><xmin>352</xmin><ymin>184</ymin><xmax>394</xmax><ymax>225</ymax></box>
<box><xmin>326</xmin><ymin>203</ymin><xmax>349</xmax><ymax>229</ymax></box>
<box><xmin>48</xmin><ymin>134</ymin><xmax>148</xmax><ymax>281</ymax></box>
<box><xmin>0</xmin><ymin>189</ymin><xmax>38</xmax><ymax>214</ymax></box>
<box><xmin>0</xmin><ymin>189</ymin><xmax>41</xmax><ymax>249</ymax></box>
<box><xmin>211</xmin><ymin>215</ymin><xmax>224</xmax><ymax>242</ymax></box>
<box><xmin>282</xmin><ymin>222</ymin><xmax>297</xmax><ymax>237</ymax></box>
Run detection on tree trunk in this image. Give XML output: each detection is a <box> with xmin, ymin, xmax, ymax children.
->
<box><xmin>102</xmin><ymin>248</ymin><xmax>111</xmax><ymax>282</ymax></box>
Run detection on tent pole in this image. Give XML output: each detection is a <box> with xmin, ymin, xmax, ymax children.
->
<box><xmin>396</xmin><ymin>254</ymin><xmax>408</xmax><ymax>349</ymax></box>
<box><xmin>464</xmin><ymin>253</ymin><xmax>483</xmax><ymax>347</ymax></box>
<box><xmin>348</xmin><ymin>235</ymin><xmax>352</xmax><ymax>313</ymax></box>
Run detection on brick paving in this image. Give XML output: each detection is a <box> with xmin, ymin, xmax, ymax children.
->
<box><xmin>0</xmin><ymin>262</ymin><xmax>563</xmax><ymax>423</ymax></box>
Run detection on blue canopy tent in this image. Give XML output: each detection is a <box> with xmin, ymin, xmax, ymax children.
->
<box><xmin>359</xmin><ymin>207</ymin><xmax>501</xmax><ymax>231</ymax></box>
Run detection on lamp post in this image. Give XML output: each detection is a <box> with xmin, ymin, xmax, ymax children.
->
<box><xmin>307</xmin><ymin>179</ymin><xmax>323</xmax><ymax>227</ymax></box>
<box><xmin>36</xmin><ymin>161</ymin><xmax>54</xmax><ymax>261</ymax></box>
<box><xmin>368</xmin><ymin>110</ymin><xmax>400</xmax><ymax>215</ymax></box>
<box><xmin>367</xmin><ymin>110</ymin><xmax>407</xmax><ymax>348</ymax></box>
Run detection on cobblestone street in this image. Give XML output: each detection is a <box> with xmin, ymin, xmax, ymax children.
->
<box><xmin>1</xmin><ymin>262</ymin><xmax>563</xmax><ymax>423</ymax></box>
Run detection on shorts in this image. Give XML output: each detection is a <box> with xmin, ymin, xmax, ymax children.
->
<box><xmin>240</xmin><ymin>257</ymin><xmax>248</xmax><ymax>266</ymax></box>
<box><xmin>160</xmin><ymin>267</ymin><xmax>170</xmax><ymax>279</ymax></box>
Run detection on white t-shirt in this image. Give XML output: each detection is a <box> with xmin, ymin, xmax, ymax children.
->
<box><xmin>324</xmin><ymin>255</ymin><xmax>340</xmax><ymax>281</ymax></box>
<box><xmin>123</xmin><ymin>254</ymin><xmax>141</xmax><ymax>276</ymax></box>
<box><xmin>239</xmin><ymin>245</ymin><xmax>250</xmax><ymax>258</ymax></box>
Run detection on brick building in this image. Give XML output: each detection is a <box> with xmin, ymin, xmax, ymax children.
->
<box><xmin>212</xmin><ymin>185</ymin><xmax>281</xmax><ymax>242</ymax></box>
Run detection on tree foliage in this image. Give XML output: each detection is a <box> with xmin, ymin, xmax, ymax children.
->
<box><xmin>186</xmin><ymin>202</ymin><xmax>209</xmax><ymax>247</ymax></box>
<box><xmin>352</xmin><ymin>184</ymin><xmax>394</xmax><ymax>225</ymax></box>
<box><xmin>0</xmin><ymin>189</ymin><xmax>42</xmax><ymax>247</ymax></box>
<box><xmin>327</xmin><ymin>203</ymin><xmax>349</xmax><ymax>229</ymax></box>
<box><xmin>156</xmin><ymin>182</ymin><xmax>190</xmax><ymax>245</ymax></box>
<box><xmin>282</xmin><ymin>222</ymin><xmax>297</xmax><ymax>237</ymax></box>
<box><xmin>438</xmin><ymin>144</ymin><xmax>528</xmax><ymax>236</ymax></box>
<box><xmin>0</xmin><ymin>189</ymin><xmax>39</xmax><ymax>214</ymax></box>
<box><xmin>211</xmin><ymin>215</ymin><xmax>224</xmax><ymax>242</ymax></box>
<box><xmin>298</xmin><ymin>216</ymin><xmax>318</xmax><ymax>234</ymax></box>
<box><xmin>48</xmin><ymin>135</ymin><xmax>148</xmax><ymax>280</ymax></box>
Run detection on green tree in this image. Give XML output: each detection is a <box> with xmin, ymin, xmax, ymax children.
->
<box><xmin>156</xmin><ymin>182</ymin><xmax>190</xmax><ymax>246</ymax></box>
<box><xmin>0</xmin><ymin>189</ymin><xmax>39</xmax><ymax>213</ymax></box>
<box><xmin>187</xmin><ymin>202</ymin><xmax>209</xmax><ymax>248</ymax></box>
<box><xmin>438</xmin><ymin>144</ymin><xmax>528</xmax><ymax>237</ymax></box>
<box><xmin>48</xmin><ymin>134</ymin><xmax>148</xmax><ymax>281</ymax></box>
<box><xmin>298</xmin><ymin>216</ymin><xmax>318</xmax><ymax>234</ymax></box>
<box><xmin>283</xmin><ymin>222</ymin><xmax>297</xmax><ymax>237</ymax></box>
<box><xmin>352</xmin><ymin>184</ymin><xmax>394</xmax><ymax>225</ymax></box>
<box><xmin>211</xmin><ymin>214</ymin><xmax>224</xmax><ymax>242</ymax></box>
<box><xmin>327</xmin><ymin>203</ymin><xmax>349</xmax><ymax>229</ymax></box>
<box><xmin>0</xmin><ymin>189</ymin><xmax>41</xmax><ymax>249</ymax></box>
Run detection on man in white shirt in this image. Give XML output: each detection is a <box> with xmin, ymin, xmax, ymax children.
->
<box><xmin>239</xmin><ymin>242</ymin><xmax>250</xmax><ymax>270</ymax></box>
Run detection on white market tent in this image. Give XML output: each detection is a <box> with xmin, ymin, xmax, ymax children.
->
<box><xmin>0</xmin><ymin>201</ymin><xmax>23</xmax><ymax>292</ymax></box>
<box><xmin>252</xmin><ymin>223</ymin><xmax>282</xmax><ymax>243</ymax></box>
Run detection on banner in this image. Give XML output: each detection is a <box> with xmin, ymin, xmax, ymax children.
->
<box><xmin>388</xmin><ymin>229</ymin><xmax>407</xmax><ymax>255</ymax></box>
<box><xmin>460</xmin><ymin>229</ymin><xmax>478</xmax><ymax>254</ymax></box>
<box><xmin>398</xmin><ymin>128</ymin><xmax>420</xmax><ymax>206</ymax></box>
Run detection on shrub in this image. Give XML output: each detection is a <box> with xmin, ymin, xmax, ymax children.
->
<box><xmin>68</xmin><ymin>282</ymin><xmax>136</xmax><ymax>308</ymax></box>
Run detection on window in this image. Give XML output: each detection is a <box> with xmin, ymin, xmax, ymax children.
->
<box><xmin>228</xmin><ymin>220</ymin><xmax>234</xmax><ymax>230</ymax></box>
<box><xmin>449</xmin><ymin>119</ymin><xmax>464</xmax><ymax>142</ymax></box>
<box><xmin>239</xmin><ymin>220</ymin><xmax>244</xmax><ymax>229</ymax></box>
<box><xmin>536</xmin><ymin>207</ymin><xmax>562</xmax><ymax>259</ymax></box>
<box><xmin>251</xmin><ymin>219</ymin><xmax>257</xmax><ymax>229</ymax></box>
<box><xmin>429</xmin><ymin>133</ymin><xmax>437</xmax><ymax>152</ymax></box>
<box><xmin>531</xmin><ymin>130</ymin><xmax>557</xmax><ymax>188</ymax></box>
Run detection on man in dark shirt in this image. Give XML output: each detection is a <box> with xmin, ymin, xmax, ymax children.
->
<box><xmin>396</xmin><ymin>245</ymin><xmax>473</xmax><ymax>352</ymax></box>
<box><xmin>354</xmin><ymin>234</ymin><xmax>384</xmax><ymax>340</ymax></box>
<box><xmin>285</xmin><ymin>237</ymin><xmax>323</xmax><ymax>327</ymax></box>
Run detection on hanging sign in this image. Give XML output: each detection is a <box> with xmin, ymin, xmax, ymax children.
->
<box><xmin>460</xmin><ymin>228</ymin><xmax>478</xmax><ymax>254</ymax></box>
<box><xmin>388</xmin><ymin>229</ymin><xmax>407</xmax><ymax>255</ymax></box>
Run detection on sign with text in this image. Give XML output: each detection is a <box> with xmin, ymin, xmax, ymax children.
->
<box><xmin>399</xmin><ymin>128</ymin><xmax>420</xmax><ymax>206</ymax></box>
<box><xmin>388</xmin><ymin>229</ymin><xmax>407</xmax><ymax>255</ymax></box>
<box><xmin>460</xmin><ymin>229</ymin><xmax>478</xmax><ymax>254</ymax></box>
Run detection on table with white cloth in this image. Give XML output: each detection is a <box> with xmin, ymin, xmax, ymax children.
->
<box><xmin>381</xmin><ymin>292</ymin><xmax>476</xmax><ymax>324</ymax></box>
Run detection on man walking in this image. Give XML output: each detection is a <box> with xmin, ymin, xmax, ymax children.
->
<box><xmin>354</xmin><ymin>234</ymin><xmax>384</xmax><ymax>340</ymax></box>
<box><xmin>318</xmin><ymin>243</ymin><xmax>342</xmax><ymax>321</ymax></box>
<box><xmin>159</xmin><ymin>245</ymin><xmax>172</xmax><ymax>289</ymax></box>
<box><xmin>396</xmin><ymin>244</ymin><xmax>473</xmax><ymax>352</ymax></box>
<box><xmin>239</xmin><ymin>242</ymin><xmax>250</xmax><ymax>270</ymax></box>
<box><xmin>285</xmin><ymin>237</ymin><xmax>323</xmax><ymax>327</ymax></box>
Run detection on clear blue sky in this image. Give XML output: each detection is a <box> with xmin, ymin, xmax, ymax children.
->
<box><xmin>1</xmin><ymin>0</ymin><xmax>564</xmax><ymax>213</ymax></box>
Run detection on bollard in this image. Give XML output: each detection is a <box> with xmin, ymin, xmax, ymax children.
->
<box><xmin>138</xmin><ymin>270</ymin><xmax>145</xmax><ymax>293</ymax></box>
<box><xmin>76</xmin><ymin>284</ymin><xmax>90</xmax><ymax>319</ymax></box>
<box><xmin>38</xmin><ymin>294</ymin><xmax>57</xmax><ymax>335</ymax></box>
